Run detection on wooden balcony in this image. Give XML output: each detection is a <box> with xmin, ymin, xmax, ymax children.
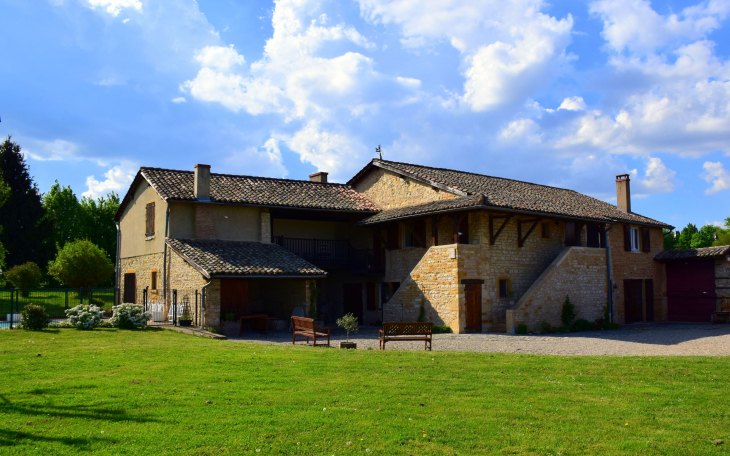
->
<box><xmin>272</xmin><ymin>236</ymin><xmax>384</xmax><ymax>274</ymax></box>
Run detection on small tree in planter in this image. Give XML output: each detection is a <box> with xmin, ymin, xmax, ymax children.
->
<box><xmin>336</xmin><ymin>312</ymin><xmax>359</xmax><ymax>349</ymax></box>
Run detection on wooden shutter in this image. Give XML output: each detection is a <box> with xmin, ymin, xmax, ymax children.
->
<box><xmin>623</xmin><ymin>224</ymin><xmax>631</xmax><ymax>251</ymax></box>
<box><xmin>645</xmin><ymin>279</ymin><xmax>654</xmax><ymax>322</ymax></box>
<box><xmin>641</xmin><ymin>227</ymin><xmax>651</xmax><ymax>252</ymax></box>
<box><xmin>565</xmin><ymin>222</ymin><xmax>576</xmax><ymax>246</ymax></box>
<box><xmin>366</xmin><ymin>282</ymin><xmax>377</xmax><ymax>311</ymax></box>
<box><xmin>145</xmin><ymin>202</ymin><xmax>155</xmax><ymax>236</ymax></box>
<box><xmin>386</xmin><ymin>224</ymin><xmax>399</xmax><ymax>250</ymax></box>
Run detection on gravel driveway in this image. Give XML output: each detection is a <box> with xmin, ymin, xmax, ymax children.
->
<box><xmin>227</xmin><ymin>323</ymin><xmax>730</xmax><ymax>356</ymax></box>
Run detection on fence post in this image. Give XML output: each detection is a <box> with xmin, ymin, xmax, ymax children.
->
<box><xmin>173</xmin><ymin>289</ymin><xmax>178</xmax><ymax>326</ymax></box>
<box><xmin>143</xmin><ymin>288</ymin><xmax>147</xmax><ymax>310</ymax></box>
<box><xmin>9</xmin><ymin>289</ymin><xmax>14</xmax><ymax>330</ymax></box>
<box><xmin>195</xmin><ymin>290</ymin><xmax>199</xmax><ymax>327</ymax></box>
<box><xmin>89</xmin><ymin>289</ymin><xmax>93</xmax><ymax>306</ymax></box>
<box><xmin>79</xmin><ymin>288</ymin><xmax>83</xmax><ymax>305</ymax></box>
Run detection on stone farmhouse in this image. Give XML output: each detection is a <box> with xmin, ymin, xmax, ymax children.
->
<box><xmin>114</xmin><ymin>159</ymin><xmax>677</xmax><ymax>333</ymax></box>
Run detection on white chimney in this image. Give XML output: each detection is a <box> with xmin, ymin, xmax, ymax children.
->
<box><xmin>194</xmin><ymin>164</ymin><xmax>211</xmax><ymax>201</ymax></box>
<box><xmin>616</xmin><ymin>174</ymin><xmax>631</xmax><ymax>213</ymax></box>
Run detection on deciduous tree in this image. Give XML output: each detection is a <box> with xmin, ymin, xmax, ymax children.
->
<box><xmin>47</xmin><ymin>239</ymin><xmax>114</xmax><ymax>288</ymax></box>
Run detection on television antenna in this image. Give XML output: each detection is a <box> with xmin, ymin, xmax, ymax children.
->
<box><xmin>375</xmin><ymin>145</ymin><xmax>382</xmax><ymax>160</ymax></box>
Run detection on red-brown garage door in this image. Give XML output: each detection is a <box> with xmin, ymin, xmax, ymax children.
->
<box><xmin>667</xmin><ymin>259</ymin><xmax>716</xmax><ymax>322</ymax></box>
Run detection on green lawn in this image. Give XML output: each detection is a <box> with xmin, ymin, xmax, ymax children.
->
<box><xmin>0</xmin><ymin>289</ymin><xmax>115</xmax><ymax>319</ymax></box>
<box><xmin>0</xmin><ymin>329</ymin><xmax>728</xmax><ymax>455</ymax></box>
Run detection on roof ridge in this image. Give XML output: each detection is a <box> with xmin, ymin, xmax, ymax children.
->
<box><xmin>375</xmin><ymin>159</ymin><xmax>579</xmax><ymax>193</ymax></box>
<box><xmin>141</xmin><ymin>166</ymin><xmax>352</xmax><ymax>188</ymax></box>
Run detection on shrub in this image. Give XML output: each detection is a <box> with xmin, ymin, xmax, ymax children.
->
<box><xmin>111</xmin><ymin>303</ymin><xmax>151</xmax><ymax>329</ymax></box>
<box><xmin>556</xmin><ymin>325</ymin><xmax>570</xmax><ymax>333</ymax></box>
<box><xmin>417</xmin><ymin>304</ymin><xmax>426</xmax><ymax>322</ymax></box>
<box><xmin>206</xmin><ymin>326</ymin><xmax>220</xmax><ymax>334</ymax></box>
<box><xmin>561</xmin><ymin>295</ymin><xmax>576</xmax><ymax>328</ymax></box>
<box><xmin>19</xmin><ymin>304</ymin><xmax>49</xmax><ymax>331</ymax></box>
<box><xmin>541</xmin><ymin>321</ymin><xmax>556</xmax><ymax>334</ymax></box>
<box><xmin>336</xmin><ymin>312</ymin><xmax>359</xmax><ymax>342</ymax></box>
<box><xmin>47</xmin><ymin>239</ymin><xmax>114</xmax><ymax>288</ymax></box>
<box><xmin>5</xmin><ymin>262</ymin><xmax>42</xmax><ymax>297</ymax></box>
<box><xmin>603</xmin><ymin>322</ymin><xmax>620</xmax><ymax>330</ymax></box>
<box><xmin>431</xmin><ymin>325</ymin><xmax>452</xmax><ymax>334</ymax></box>
<box><xmin>65</xmin><ymin>304</ymin><xmax>103</xmax><ymax>329</ymax></box>
<box><xmin>515</xmin><ymin>324</ymin><xmax>528</xmax><ymax>335</ymax></box>
<box><xmin>571</xmin><ymin>319</ymin><xmax>593</xmax><ymax>332</ymax></box>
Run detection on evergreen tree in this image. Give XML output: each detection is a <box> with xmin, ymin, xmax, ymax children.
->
<box><xmin>0</xmin><ymin>137</ymin><xmax>53</xmax><ymax>268</ymax></box>
<box><xmin>0</xmin><ymin>175</ymin><xmax>10</xmax><ymax>286</ymax></box>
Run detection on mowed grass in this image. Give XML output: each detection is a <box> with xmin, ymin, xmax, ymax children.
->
<box><xmin>1</xmin><ymin>330</ymin><xmax>729</xmax><ymax>455</ymax></box>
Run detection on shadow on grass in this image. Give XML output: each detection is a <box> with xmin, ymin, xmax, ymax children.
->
<box><xmin>0</xmin><ymin>394</ymin><xmax>159</xmax><ymax>427</ymax></box>
<box><xmin>0</xmin><ymin>427</ymin><xmax>115</xmax><ymax>448</ymax></box>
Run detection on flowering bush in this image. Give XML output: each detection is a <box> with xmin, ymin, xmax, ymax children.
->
<box><xmin>65</xmin><ymin>304</ymin><xmax>103</xmax><ymax>330</ymax></box>
<box><xmin>111</xmin><ymin>303</ymin><xmax>151</xmax><ymax>329</ymax></box>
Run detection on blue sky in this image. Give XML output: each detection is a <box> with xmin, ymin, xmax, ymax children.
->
<box><xmin>1</xmin><ymin>0</ymin><xmax>729</xmax><ymax>229</ymax></box>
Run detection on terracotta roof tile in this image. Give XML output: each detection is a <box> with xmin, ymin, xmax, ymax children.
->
<box><xmin>654</xmin><ymin>245</ymin><xmax>730</xmax><ymax>261</ymax></box>
<box><xmin>358</xmin><ymin>195</ymin><xmax>484</xmax><ymax>225</ymax></box>
<box><xmin>166</xmin><ymin>238</ymin><xmax>326</xmax><ymax>277</ymax></box>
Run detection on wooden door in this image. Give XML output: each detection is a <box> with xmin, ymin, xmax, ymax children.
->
<box><xmin>343</xmin><ymin>284</ymin><xmax>363</xmax><ymax>324</ymax></box>
<box><xmin>464</xmin><ymin>283</ymin><xmax>482</xmax><ymax>333</ymax></box>
<box><xmin>624</xmin><ymin>279</ymin><xmax>644</xmax><ymax>323</ymax></box>
<box><xmin>220</xmin><ymin>279</ymin><xmax>249</xmax><ymax>320</ymax></box>
<box><xmin>123</xmin><ymin>273</ymin><xmax>136</xmax><ymax>304</ymax></box>
<box><xmin>667</xmin><ymin>259</ymin><xmax>716</xmax><ymax>322</ymax></box>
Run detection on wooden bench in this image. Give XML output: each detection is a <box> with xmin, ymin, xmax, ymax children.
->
<box><xmin>379</xmin><ymin>322</ymin><xmax>433</xmax><ymax>351</ymax></box>
<box><xmin>291</xmin><ymin>316</ymin><xmax>331</xmax><ymax>347</ymax></box>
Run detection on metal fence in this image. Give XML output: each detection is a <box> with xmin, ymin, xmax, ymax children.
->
<box><xmin>0</xmin><ymin>287</ymin><xmax>117</xmax><ymax>329</ymax></box>
<box><xmin>139</xmin><ymin>287</ymin><xmax>202</xmax><ymax>328</ymax></box>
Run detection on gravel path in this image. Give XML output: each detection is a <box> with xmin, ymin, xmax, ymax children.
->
<box><xmin>227</xmin><ymin>323</ymin><xmax>730</xmax><ymax>356</ymax></box>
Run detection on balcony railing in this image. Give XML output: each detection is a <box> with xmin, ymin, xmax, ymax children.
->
<box><xmin>272</xmin><ymin>236</ymin><xmax>385</xmax><ymax>274</ymax></box>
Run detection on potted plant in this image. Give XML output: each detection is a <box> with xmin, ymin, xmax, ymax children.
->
<box><xmin>336</xmin><ymin>312</ymin><xmax>359</xmax><ymax>349</ymax></box>
<box><xmin>178</xmin><ymin>305</ymin><xmax>193</xmax><ymax>327</ymax></box>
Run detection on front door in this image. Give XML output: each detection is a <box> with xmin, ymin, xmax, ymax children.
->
<box><xmin>220</xmin><ymin>279</ymin><xmax>249</xmax><ymax>321</ymax></box>
<box><xmin>464</xmin><ymin>283</ymin><xmax>482</xmax><ymax>333</ymax></box>
<box><xmin>667</xmin><ymin>259</ymin><xmax>716</xmax><ymax>322</ymax></box>
<box><xmin>624</xmin><ymin>279</ymin><xmax>644</xmax><ymax>323</ymax></box>
<box><xmin>123</xmin><ymin>273</ymin><xmax>136</xmax><ymax>304</ymax></box>
<box><xmin>343</xmin><ymin>284</ymin><xmax>363</xmax><ymax>324</ymax></box>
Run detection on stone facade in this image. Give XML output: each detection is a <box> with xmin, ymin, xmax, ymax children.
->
<box><xmin>506</xmin><ymin>247</ymin><xmax>607</xmax><ymax>333</ymax></box>
<box><xmin>354</xmin><ymin>168</ymin><xmax>456</xmax><ymax>210</ymax></box>
<box><xmin>608</xmin><ymin>224</ymin><xmax>666</xmax><ymax>323</ymax></box>
<box><xmin>119</xmin><ymin>253</ymin><xmax>164</xmax><ymax>304</ymax></box>
<box><xmin>717</xmin><ymin>258</ymin><xmax>730</xmax><ymax>311</ymax></box>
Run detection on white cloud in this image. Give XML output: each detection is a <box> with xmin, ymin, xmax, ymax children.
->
<box><xmin>194</xmin><ymin>45</ymin><xmax>245</xmax><ymax>72</ymax></box>
<box><xmin>285</xmin><ymin>121</ymin><xmax>362</xmax><ymax>179</ymax></box>
<box><xmin>499</xmin><ymin>118</ymin><xmax>541</xmax><ymax>143</ymax></box>
<box><xmin>171</xmin><ymin>96</ymin><xmax>186</xmax><ymax>103</ymax></box>
<box><xmin>637</xmin><ymin>157</ymin><xmax>676</xmax><ymax>194</ymax></box>
<box><xmin>22</xmin><ymin>139</ymin><xmax>80</xmax><ymax>161</ymax></box>
<box><xmin>83</xmin><ymin>161</ymin><xmax>137</xmax><ymax>198</ymax></box>
<box><xmin>85</xmin><ymin>0</ymin><xmax>142</xmax><ymax>17</ymax></box>
<box><xmin>558</xmin><ymin>96</ymin><xmax>586</xmax><ymax>111</ymax></box>
<box><xmin>224</xmin><ymin>138</ymin><xmax>289</xmax><ymax>178</ymax></box>
<box><xmin>701</xmin><ymin>161</ymin><xmax>730</xmax><ymax>194</ymax></box>
<box><xmin>396</xmin><ymin>76</ymin><xmax>421</xmax><ymax>88</ymax></box>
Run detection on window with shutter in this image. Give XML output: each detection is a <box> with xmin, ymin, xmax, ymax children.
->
<box><xmin>145</xmin><ymin>202</ymin><xmax>155</xmax><ymax>237</ymax></box>
<box><xmin>641</xmin><ymin>227</ymin><xmax>651</xmax><ymax>252</ymax></box>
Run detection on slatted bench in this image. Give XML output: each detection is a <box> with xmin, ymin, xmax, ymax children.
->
<box><xmin>379</xmin><ymin>322</ymin><xmax>433</xmax><ymax>351</ymax></box>
<box><xmin>291</xmin><ymin>316</ymin><xmax>331</xmax><ymax>347</ymax></box>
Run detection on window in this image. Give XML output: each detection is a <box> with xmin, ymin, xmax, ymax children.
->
<box><xmin>541</xmin><ymin>222</ymin><xmax>550</xmax><ymax>239</ymax></box>
<box><xmin>498</xmin><ymin>278</ymin><xmax>511</xmax><ymax>299</ymax></box>
<box><xmin>630</xmin><ymin>227</ymin><xmax>640</xmax><ymax>252</ymax></box>
<box><xmin>402</xmin><ymin>224</ymin><xmax>415</xmax><ymax>248</ymax></box>
<box><xmin>150</xmin><ymin>270</ymin><xmax>157</xmax><ymax>291</ymax></box>
<box><xmin>145</xmin><ymin>202</ymin><xmax>155</xmax><ymax>237</ymax></box>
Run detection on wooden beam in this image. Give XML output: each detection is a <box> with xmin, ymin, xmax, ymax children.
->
<box><xmin>517</xmin><ymin>219</ymin><xmax>541</xmax><ymax>248</ymax></box>
<box><xmin>489</xmin><ymin>213</ymin><xmax>512</xmax><ymax>245</ymax></box>
<box><xmin>431</xmin><ymin>216</ymin><xmax>439</xmax><ymax>247</ymax></box>
<box><xmin>450</xmin><ymin>213</ymin><xmax>467</xmax><ymax>244</ymax></box>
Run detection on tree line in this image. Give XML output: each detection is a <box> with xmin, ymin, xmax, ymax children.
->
<box><xmin>0</xmin><ymin>137</ymin><xmax>119</xmax><ymax>289</ymax></box>
<box><xmin>664</xmin><ymin>219</ymin><xmax>730</xmax><ymax>251</ymax></box>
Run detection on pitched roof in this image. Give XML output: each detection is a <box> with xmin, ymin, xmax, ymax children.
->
<box><xmin>350</xmin><ymin>159</ymin><xmax>672</xmax><ymax>228</ymax></box>
<box><xmin>165</xmin><ymin>238</ymin><xmax>326</xmax><ymax>278</ymax></box>
<box><xmin>654</xmin><ymin>245</ymin><xmax>730</xmax><ymax>261</ymax></box>
<box><xmin>358</xmin><ymin>195</ymin><xmax>485</xmax><ymax>225</ymax></box>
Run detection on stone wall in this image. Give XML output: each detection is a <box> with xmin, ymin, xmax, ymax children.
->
<box><xmin>506</xmin><ymin>247</ymin><xmax>607</xmax><ymax>333</ymax></box>
<box><xmin>120</xmin><ymin>253</ymin><xmax>164</xmax><ymax>304</ymax></box>
<box><xmin>608</xmin><ymin>224</ymin><xmax>666</xmax><ymax>323</ymax></box>
<box><xmin>716</xmin><ymin>258</ymin><xmax>730</xmax><ymax>310</ymax></box>
<box><xmin>353</xmin><ymin>168</ymin><xmax>457</xmax><ymax>210</ymax></box>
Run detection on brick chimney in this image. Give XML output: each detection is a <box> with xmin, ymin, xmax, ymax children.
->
<box><xmin>616</xmin><ymin>174</ymin><xmax>631</xmax><ymax>213</ymax></box>
<box><xmin>194</xmin><ymin>164</ymin><xmax>211</xmax><ymax>201</ymax></box>
<box><xmin>309</xmin><ymin>171</ymin><xmax>328</xmax><ymax>183</ymax></box>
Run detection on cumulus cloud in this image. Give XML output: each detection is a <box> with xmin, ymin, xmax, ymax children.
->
<box><xmin>558</xmin><ymin>96</ymin><xmax>586</xmax><ymax>111</ymax></box>
<box><xmin>224</xmin><ymin>138</ymin><xmax>289</xmax><ymax>178</ymax></box>
<box><xmin>285</xmin><ymin>121</ymin><xmax>363</xmax><ymax>179</ymax></box>
<box><xmin>83</xmin><ymin>161</ymin><xmax>137</xmax><ymax>198</ymax></box>
<box><xmin>171</xmin><ymin>96</ymin><xmax>186</xmax><ymax>103</ymax></box>
<box><xmin>85</xmin><ymin>0</ymin><xmax>142</xmax><ymax>17</ymax></box>
<box><xmin>701</xmin><ymin>161</ymin><xmax>730</xmax><ymax>194</ymax></box>
<box><xmin>637</xmin><ymin>157</ymin><xmax>677</xmax><ymax>194</ymax></box>
<box><xmin>194</xmin><ymin>45</ymin><xmax>245</xmax><ymax>71</ymax></box>
<box><xmin>22</xmin><ymin>139</ymin><xmax>80</xmax><ymax>161</ymax></box>
<box><xmin>499</xmin><ymin>118</ymin><xmax>541</xmax><ymax>143</ymax></box>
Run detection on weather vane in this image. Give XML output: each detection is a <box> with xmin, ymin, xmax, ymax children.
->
<box><xmin>376</xmin><ymin>145</ymin><xmax>382</xmax><ymax>160</ymax></box>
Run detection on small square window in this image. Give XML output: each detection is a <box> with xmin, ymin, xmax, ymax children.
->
<box><xmin>498</xmin><ymin>279</ymin><xmax>510</xmax><ymax>299</ymax></box>
<box><xmin>541</xmin><ymin>222</ymin><xmax>550</xmax><ymax>239</ymax></box>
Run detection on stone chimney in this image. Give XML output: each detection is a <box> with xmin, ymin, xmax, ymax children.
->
<box><xmin>194</xmin><ymin>164</ymin><xmax>211</xmax><ymax>201</ymax></box>
<box><xmin>616</xmin><ymin>174</ymin><xmax>631</xmax><ymax>213</ymax></box>
<box><xmin>309</xmin><ymin>171</ymin><xmax>328</xmax><ymax>183</ymax></box>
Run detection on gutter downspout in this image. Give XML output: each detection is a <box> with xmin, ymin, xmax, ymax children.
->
<box><xmin>201</xmin><ymin>278</ymin><xmax>214</xmax><ymax>329</ymax></box>
<box><xmin>605</xmin><ymin>223</ymin><xmax>616</xmax><ymax>323</ymax></box>
<box><xmin>114</xmin><ymin>221</ymin><xmax>121</xmax><ymax>305</ymax></box>
<box><xmin>162</xmin><ymin>203</ymin><xmax>170</xmax><ymax>306</ymax></box>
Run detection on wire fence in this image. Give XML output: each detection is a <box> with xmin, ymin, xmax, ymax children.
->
<box><xmin>0</xmin><ymin>287</ymin><xmax>117</xmax><ymax>328</ymax></box>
